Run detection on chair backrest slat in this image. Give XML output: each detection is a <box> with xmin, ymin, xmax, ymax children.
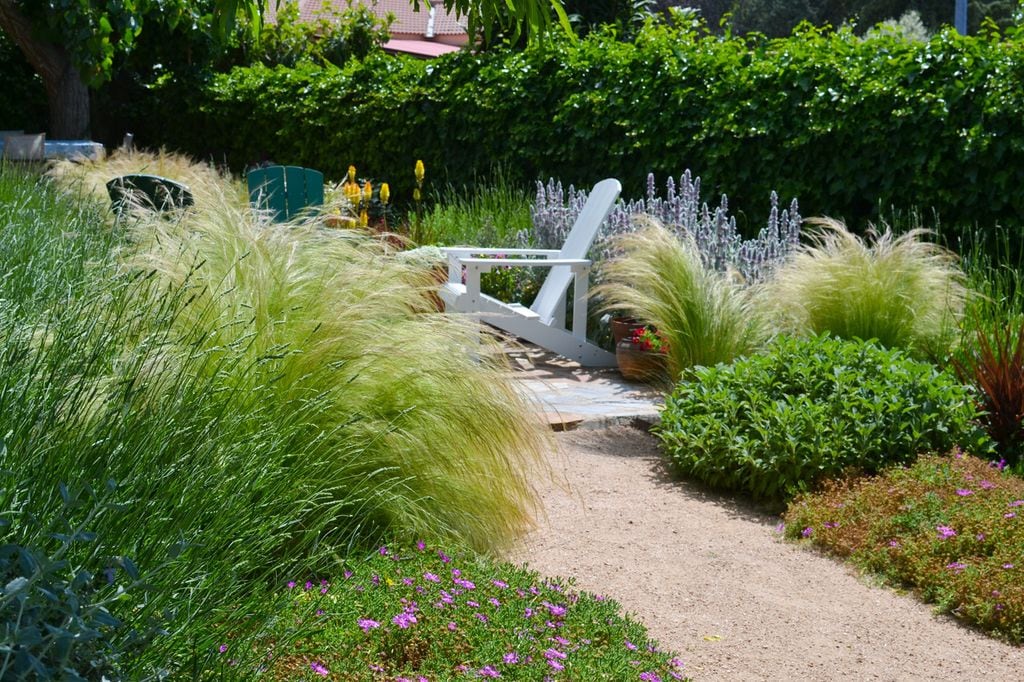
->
<box><xmin>106</xmin><ymin>174</ymin><xmax>193</xmax><ymax>214</ymax></box>
<box><xmin>530</xmin><ymin>178</ymin><xmax>621</xmax><ymax>324</ymax></box>
<box><xmin>248</xmin><ymin>165</ymin><xmax>324</xmax><ymax>222</ymax></box>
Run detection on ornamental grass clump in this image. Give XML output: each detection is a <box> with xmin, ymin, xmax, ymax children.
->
<box><xmin>207</xmin><ymin>542</ymin><xmax>689</xmax><ymax>680</ymax></box>
<box><xmin>784</xmin><ymin>451</ymin><xmax>1024</xmax><ymax>644</ymax></box>
<box><xmin>763</xmin><ymin>217</ymin><xmax>967</xmax><ymax>358</ymax></box>
<box><xmin>595</xmin><ymin>219</ymin><xmax>767</xmax><ymax>378</ymax></box>
<box><xmin>5</xmin><ymin>157</ymin><xmax>550</xmax><ymax>672</ymax></box>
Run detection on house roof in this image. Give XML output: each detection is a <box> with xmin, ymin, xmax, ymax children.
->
<box><xmin>266</xmin><ymin>0</ymin><xmax>468</xmax><ymax>38</ymax></box>
<box><xmin>382</xmin><ymin>38</ymin><xmax>461</xmax><ymax>57</ymax></box>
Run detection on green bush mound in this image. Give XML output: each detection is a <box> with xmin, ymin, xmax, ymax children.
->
<box><xmin>130</xmin><ymin>20</ymin><xmax>1024</xmax><ymax>235</ymax></box>
<box><xmin>784</xmin><ymin>452</ymin><xmax>1024</xmax><ymax>644</ymax></box>
<box><xmin>655</xmin><ymin>335</ymin><xmax>991</xmax><ymax>503</ymax></box>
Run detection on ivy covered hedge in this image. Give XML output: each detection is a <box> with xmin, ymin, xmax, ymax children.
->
<box><xmin>140</xmin><ymin>21</ymin><xmax>1024</xmax><ymax>234</ymax></box>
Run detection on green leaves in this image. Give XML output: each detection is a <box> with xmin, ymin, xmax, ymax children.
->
<box><xmin>655</xmin><ymin>335</ymin><xmax>992</xmax><ymax>504</ymax></box>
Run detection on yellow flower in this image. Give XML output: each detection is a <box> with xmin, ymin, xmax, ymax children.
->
<box><xmin>344</xmin><ymin>182</ymin><xmax>360</xmax><ymax>204</ymax></box>
<box><xmin>359</xmin><ymin>209</ymin><xmax>368</xmax><ymax>227</ymax></box>
<box><xmin>413</xmin><ymin>187</ymin><xmax>421</xmax><ymax>202</ymax></box>
<box><xmin>362</xmin><ymin>180</ymin><xmax>372</xmax><ymax>202</ymax></box>
<box><xmin>415</xmin><ymin>159</ymin><xmax>425</xmax><ymax>184</ymax></box>
<box><xmin>347</xmin><ymin>165</ymin><xmax>356</xmax><ymax>184</ymax></box>
<box><xmin>380</xmin><ymin>183</ymin><xmax>390</xmax><ymax>205</ymax></box>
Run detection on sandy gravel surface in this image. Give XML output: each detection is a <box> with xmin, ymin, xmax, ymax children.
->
<box><xmin>506</xmin><ymin>427</ymin><xmax>1024</xmax><ymax>681</ymax></box>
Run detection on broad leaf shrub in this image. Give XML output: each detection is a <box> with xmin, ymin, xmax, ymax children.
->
<box><xmin>654</xmin><ymin>335</ymin><xmax>992</xmax><ymax>504</ymax></box>
<box><xmin>209</xmin><ymin>542</ymin><xmax>690</xmax><ymax>680</ymax></box>
<box><xmin>0</xmin><ymin>479</ymin><xmax>163</xmax><ymax>680</ymax></box>
<box><xmin>132</xmin><ymin>19</ymin><xmax>1024</xmax><ymax>236</ymax></box>
<box><xmin>762</xmin><ymin>218</ymin><xmax>967</xmax><ymax>359</ymax></box>
<box><xmin>783</xmin><ymin>451</ymin><xmax>1024</xmax><ymax>644</ymax></box>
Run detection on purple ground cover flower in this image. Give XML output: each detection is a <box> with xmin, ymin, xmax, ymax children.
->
<box><xmin>936</xmin><ymin>525</ymin><xmax>957</xmax><ymax>539</ymax></box>
<box><xmin>424</xmin><ymin>572</ymin><xmax>440</xmax><ymax>583</ymax></box>
<box><xmin>946</xmin><ymin>561</ymin><xmax>967</xmax><ymax>573</ymax></box>
<box><xmin>503</xmin><ymin>652</ymin><xmax>519</xmax><ymax>664</ymax></box>
<box><xmin>310</xmin><ymin>661</ymin><xmax>329</xmax><ymax>677</ymax></box>
<box><xmin>492</xmin><ymin>579</ymin><xmax>508</xmax><ymax>589</ymax></box>
<box><xmin>358</xmin><ymin>618</ymin><xmax>381</xmax><ymax>632</ymax></box>
<box><xmin>956</xmin><ymin>489</ymin><xmax>973</xmax><ymax>496</ymax></box>
<box><xmin>393</xmin><ymin>611</ymin><xmax>418</xmax><ymax>629</ymax></box>
<box><xmin>801</xmin><ymin>527</ymin><xmax>813</xmax><ymax>538</ymax></box>
<box><xmin>544</xmin><ymin>648</ymin><xmax>567</xmax><ymax>660</ymax></box>
<box><xmin>478</xmin><ymin>665</ymin><xmax>501</xmax><ymax>678</ymax></box>
<box><xmin>980</xmin><ymin>480</ymin><xmax>996</xmax><ymax>490</ymax></box>
<box><xmin>640</xmin><ymin>673</ymin><xmax>663</xmax><ymax>682</ymax></box>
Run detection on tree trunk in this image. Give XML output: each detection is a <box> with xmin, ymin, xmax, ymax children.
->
<box><xmin>0</xmin><ymin>0</ymin><xmax>90</xmax><ymax>138</ymax></box>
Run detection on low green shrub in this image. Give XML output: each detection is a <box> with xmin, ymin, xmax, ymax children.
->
<box><xmin>0</xmin><ymin>479</ymin><xmax>162</xmax><ymax>680</ymax></box>
<box><xmin>655</xmin><ymin>335</ymin><xmax>992</xmax><ymax>503</ymax></box>
<box><xmin>783</xmin><ymin>451</ymin><xmax>1024</xmax><ymax>644</ymax></box>
<box><xmin>207</xmin><ymin>541</ymin><xmax>689</xmax><ymax>680</ymax></box>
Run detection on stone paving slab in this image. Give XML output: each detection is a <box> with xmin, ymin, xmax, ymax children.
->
<box><xmin>503</xmin><ymin>342</ymin><xmax>664</xmax><ymax>431</ymax></box>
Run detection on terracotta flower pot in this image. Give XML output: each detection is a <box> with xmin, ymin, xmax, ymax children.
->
<box><xmin>616</xmin><ymin>338</ymin><xmax>667</xmax><ymax>382</ymax></box>
<box><xmin>611</xmin><ymin>316</ymin><xmax>645</xmax><ymax>345</ymax></box>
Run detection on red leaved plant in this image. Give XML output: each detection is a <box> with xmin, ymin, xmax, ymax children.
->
<box><xmin>953</xmin><ymin>316</ymin><xmax>1024</xmax><ymax>465</ymax></box>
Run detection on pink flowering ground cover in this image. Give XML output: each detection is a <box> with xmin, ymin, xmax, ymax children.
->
<box><xmin>209</xmin><ymin>542</ymin><xmax>688</xmax><ymax>680</ymax></box>
<box><xmin>783</xmin><ymin>449</ymin><xmax>1024</xmax><ymax>644</ymax></box>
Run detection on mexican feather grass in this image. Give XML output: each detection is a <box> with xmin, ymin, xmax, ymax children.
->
<box><xmin>595</xmin><ymin>218</ymin><xmax>767</xmax><ymax>378</ymax></box>
<box><xmin>5</xmin><ymin>156</ymin><xmax>550</xmax><ymax>670</ymax></box>
<box><xmin>762</xmin><ymin>217</ymin><xmax>967</xmax><ymax>358</ymax></box>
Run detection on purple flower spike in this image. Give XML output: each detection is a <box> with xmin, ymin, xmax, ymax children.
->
<box><xmin>310</xmin><ymin>661</ymin><xmax>330</xmax><ymax>677</ymax></box>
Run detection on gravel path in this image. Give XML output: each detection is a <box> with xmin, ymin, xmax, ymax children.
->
<box><xmin>506</xmin><ymin>427</ymin><xmax>1024</xmax><ymax>681</ymax></box>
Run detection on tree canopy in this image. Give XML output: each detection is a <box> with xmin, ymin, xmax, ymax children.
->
<box><xmin>0</xmin><ymin>0</ymin><xmax>570</xmax><ymax>138</ymax></box>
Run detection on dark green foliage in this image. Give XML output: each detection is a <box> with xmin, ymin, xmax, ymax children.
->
<box><xmin>0</xmin><ymin>32</ymin><xmax>46</xmax><ymax>131</ymax></box>
<box><xmin>138</xmin><ymin>21</ymin><xmax>1024</xmax><ymax>238</ymax></box>
<box><xmin>1</xmin><ymin>478</ymin><xmax>163</xmax><ymax>681</ymax></box>
<box><xmin>655</xmin><ymin>335</ymin><xmax>992</xmax><ymax>504</ymax></box>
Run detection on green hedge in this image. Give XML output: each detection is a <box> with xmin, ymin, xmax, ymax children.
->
<box><xmin>140</xmin><ymin>21</ymin><xmax>1024</xmax><ymax>235</ymax></box>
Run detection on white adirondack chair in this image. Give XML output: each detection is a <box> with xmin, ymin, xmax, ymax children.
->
<box><xmin>438</xmin><ymin>178</ymin><xmax>621</xmax><ymax>366</ymax></box>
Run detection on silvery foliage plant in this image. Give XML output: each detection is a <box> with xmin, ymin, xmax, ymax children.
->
<box><xmin>525</xmin><ymin>171</ymin><xmax>802</xmax><ymax>284</ymax></box>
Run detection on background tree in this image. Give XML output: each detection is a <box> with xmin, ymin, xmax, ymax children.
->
<box><xmin>0</xmin><ymin>0</ymin><xmax>569</xmax><ymax>139</ymax></box>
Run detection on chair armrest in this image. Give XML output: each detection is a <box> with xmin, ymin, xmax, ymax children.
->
<box><xmin>458</xmin><ymin>257</ymin><xmax>590</xmax><ymax>268</ymax></box>
<box><xmin>441</xmin><ymin>247</ymin><xmax>561</xmax><ymax>257</ymax></box>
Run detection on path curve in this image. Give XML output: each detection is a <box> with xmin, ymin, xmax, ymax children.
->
<box><xmin>506</xmin><ymin>427</ymin><xmax>1024</xmax><ymax>681</ymax></box>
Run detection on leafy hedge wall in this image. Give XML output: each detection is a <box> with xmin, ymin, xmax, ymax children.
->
<box><xmin>141</xmin><ymin>21</ymin><xmax>1024</xmax><ymax>235</ymax></box>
